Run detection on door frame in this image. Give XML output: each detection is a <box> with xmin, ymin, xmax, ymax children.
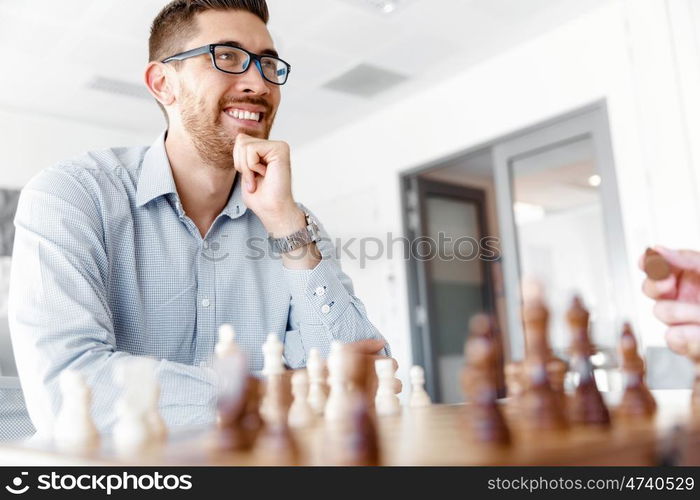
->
<box><xmin>402</xmin><ymin>178</ymin><xmax>495</xmax><ymax>401</ymax></box>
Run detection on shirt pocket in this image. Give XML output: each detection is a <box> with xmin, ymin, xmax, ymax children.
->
<box><xmin>145</xmin><ymin>282</ymin><xmax>197</xmax><ymax>361</ymax></box>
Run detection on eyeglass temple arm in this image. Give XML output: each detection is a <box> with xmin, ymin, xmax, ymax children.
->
<box><xmin>161</xmin><ymin>45</ymin><xmax>211</xmax><ymax>63</ymax></box>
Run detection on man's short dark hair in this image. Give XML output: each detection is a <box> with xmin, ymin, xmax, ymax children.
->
<box><xmin>148</xmin><ymin>0</ymin><xmax>270</xmax><ymax>118</ymax></box>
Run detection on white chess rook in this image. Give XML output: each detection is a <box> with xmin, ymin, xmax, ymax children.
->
<box><xmin>375</xmin><ymin>358</ymin><xmax>401</xmax><ymax>416</ymax></box>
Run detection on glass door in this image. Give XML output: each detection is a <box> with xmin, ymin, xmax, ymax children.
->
<box><xmin>493</xmin><ymin>105</ymin><xmax>631</xmax><ymax>361</ymax></box>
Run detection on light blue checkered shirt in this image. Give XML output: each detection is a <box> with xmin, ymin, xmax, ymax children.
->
<box><xmin>8</xmin><ymin>132</ymin><xmax>387</xmax><ymax>436</ymax></box>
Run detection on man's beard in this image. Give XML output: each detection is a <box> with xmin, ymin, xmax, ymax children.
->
<box><xmin>179</xmin><ymin>85</ymin><xmax>274</xmax><ymax>170</ymax></box>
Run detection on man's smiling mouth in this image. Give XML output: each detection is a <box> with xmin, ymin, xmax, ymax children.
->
<box><xmin>224</xmin><ymin>107</ymin><xmax>264</xmax><ymax>123</ymax></box>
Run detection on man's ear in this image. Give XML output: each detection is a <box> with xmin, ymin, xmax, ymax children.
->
<box><xmin>144</xmin><ymin>62</ymin><xmax>176</xmax><ymax>107</ymax></box>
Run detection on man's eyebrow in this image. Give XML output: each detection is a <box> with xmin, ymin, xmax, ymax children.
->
<box><xmin>215</xmin><ymin>40</ymin><xmax>279</xmax><ymax>58</ymax></box>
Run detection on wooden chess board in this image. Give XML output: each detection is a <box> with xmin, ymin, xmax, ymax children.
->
<box><xmin>0</xmin><ymin>391</ymin><xmax>697</xmax><ymax>466</ymax></box>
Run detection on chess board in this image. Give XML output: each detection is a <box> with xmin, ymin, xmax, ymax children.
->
<box><xmin>1</xmin><ymin>391</ymin><xmax>697</xmax><ymax>466</ymax></box>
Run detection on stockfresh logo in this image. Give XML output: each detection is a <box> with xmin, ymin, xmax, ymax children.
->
<box><xmin>5</xmin><ymin>471</ymin><xmax>29</xmax><ymax>495</ymax></box>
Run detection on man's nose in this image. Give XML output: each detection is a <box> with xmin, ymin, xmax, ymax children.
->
<box><xmin>235</xmin><ymin>59</ymin><xmax>270</xmax><ymax>95</ymax></box>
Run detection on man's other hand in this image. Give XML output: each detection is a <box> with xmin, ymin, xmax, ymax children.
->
<box><xmin>640</xmin><ymin>247</ymin><xmax>700</xmax><ymax>356</ymax></box>
<box><xmin>346</xmin><ymin>338</ymin><xmax>402</xmax><ymax>395</ymax></box>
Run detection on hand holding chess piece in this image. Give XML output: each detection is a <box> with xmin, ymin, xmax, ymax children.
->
<box><xmin>640</xmin><ymin>247</ymin><xmax>700</xmax><ymax>355</ymax></box>
<box><xmin>639</xmin><ymin>247</ymin><xmax>700</xmax><ymax>412</ymax></box>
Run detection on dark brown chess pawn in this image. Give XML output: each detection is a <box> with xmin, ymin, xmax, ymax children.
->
<box><xmin>323</xmin><ymin>391</ymin><xmax>381</xmax><ymax>466</ymax></box>
<box><xmin>617</xmin><ymin>323</ymin><xmax>656</xmax><ymax>418</ymax></box>
<box><xmin>523</xmin><ymin>298</ymin><xmax>568</xmax><ymax>397</ymax></box>
<box><xmin>566</xmin><ymin>297</ymin><xmax>610</xmax><ymax>427</ymax></box>
<box><xmin>505</xmin><ymin>362</ymin><xmax>526</xmax><ymax>405</ymax></box>
<box><xmin>463</xmin><ymin>319</ymin><xmax>511</xmax><ymax>446</ymax></box>
<box><xmin>240</xmin><ymin>378</ymin><xmax>263</xmax><ymax>448</ymax></box>
<box><xmin>521</xmin><ymin>300</ymin><xmax>568</xmax><ymax>431</ymax></box>
<box><xmin>214</xmin><ymin>347</ymin><xmax>262</xmax><ymax>452</ymax></box>
<box><xmin>468</xmin><ymin>313</ymin><xmax>506</xmax><ymax>396</ymax></box>
<box><xmin>256</xmin><ymin>374</ymin><xmax>300</xmax><ymax>465</ymax></box>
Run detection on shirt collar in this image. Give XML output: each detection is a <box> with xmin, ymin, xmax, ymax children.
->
<box><xmin>136</xmin><ymin>131</ymin><xmax>248</xmax><ymax>220</ymax></box>
<box><xmin>136</xmin><ymin>131</ymin><xmax>178</xmax><ymax>208</ymax></box>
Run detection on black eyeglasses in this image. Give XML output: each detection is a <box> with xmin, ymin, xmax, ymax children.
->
<box><xmin>162</xmin><ymin>43</ymin><xmax>291</xmax><ymax>85</ymax></box>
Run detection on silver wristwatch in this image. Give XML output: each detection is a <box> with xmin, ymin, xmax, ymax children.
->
<box><xmin>269</xmin><ymin>212</ymin><xmax>320</xmax><ymax>254</ymax></box>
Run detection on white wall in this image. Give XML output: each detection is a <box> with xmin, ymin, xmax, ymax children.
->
<box><xmin>0</xmin><ymin>107</ymin><xmax>155</xmax><ymax>189</ymax></box>
<box><xmin>291</xmin><ymin>0</ymin><xmax>700</xmax><ymax>391</ymax></box>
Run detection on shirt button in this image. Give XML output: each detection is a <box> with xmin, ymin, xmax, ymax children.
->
<box><xmin>202</xmin><ymin>298</ymin><xmax>211</xmax><ymax>308</ymax></box>
<box><xmin>203</xmin><ymin>241</ymin><xmax>209</xmax><ymax>249</ymax></box>
<box><xmin>321</xmin><ymin>304</ymin><xmax>331</xmax><ymax>314</ymax></box>
<box><xmin>315</xmin><ymin>286</ymin><xmax>326</xmax><ymax>297</ymax></box>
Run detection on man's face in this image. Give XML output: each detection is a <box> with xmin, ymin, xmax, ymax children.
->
<box><xmin>171</xmin><ymin>9</ymin><xmax>281</xmax><ymax>169</ymax></box>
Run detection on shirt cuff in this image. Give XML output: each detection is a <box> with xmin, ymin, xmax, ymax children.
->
<box><xmin>283</xmin><ymin>258</ymin><xmax>351</xmax><ymax>326</ymax></box>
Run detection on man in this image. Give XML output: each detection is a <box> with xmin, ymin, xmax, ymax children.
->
<box><xmin>641</xmin><ymin>247</ymin><xmax>700</xmax><ymax>356</ymax></box>
<box><xmin>9</xmin><ymin>0</ymin><xmax>392</xmax><ymax>436</ymax></box>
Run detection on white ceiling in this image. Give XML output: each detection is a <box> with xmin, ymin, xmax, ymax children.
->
<box><xmin>0</xmin><ymin>0</ymin><xmax>611</xmax><ymax>147</ymax></box>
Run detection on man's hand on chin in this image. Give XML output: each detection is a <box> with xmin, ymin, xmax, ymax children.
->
<box><xmin>233</xmin><ymin>133</ymin><xmax>319</xmax><ymax>269</ymax></box>
<box><xmin>232</xmin><ymin>133</ymin><xmax>303</xmax><ymax>234</ymax></box>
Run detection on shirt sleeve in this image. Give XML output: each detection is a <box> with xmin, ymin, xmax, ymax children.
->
<box><xmin>282</xmin><ymin>204</ymin><xmax>390</xmax><ymax>368</ymax></box>
<box><xmin>8</xmin><ymin>167</ymin><xmax>217</xmax><ymax>436</ymax></box>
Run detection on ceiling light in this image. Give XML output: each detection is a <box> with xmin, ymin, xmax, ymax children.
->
<box><xmin>339</xmin><ymin>0</ymin><xmax>415</xmax><ymax>16</ymax></box>
<box><xmin>588</xmin><ymin>174</ymin><xmax>602</xmax><ymax>187</ymax></box>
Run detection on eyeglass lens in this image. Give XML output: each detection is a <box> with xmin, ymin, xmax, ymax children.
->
<box><xmin>213</xmin><ymin>46</ymin><xmax>288</xmax><ymax>84</ymax></box>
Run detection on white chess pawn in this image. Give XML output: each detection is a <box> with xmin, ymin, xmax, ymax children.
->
<box><xmin>261</xmin><ymin>333</ymin><xmax>286</xmax><ymax>425</ymax></box>
<box><xmin>409</xmin><ymin>365</ymin><xmax>432</xmax><ymax>408</ymax></box>
<box><xmin>131</xmin><ymin>358</ymin><xmax>167</xmax><ymax>442</ymax></box>
<box><xmin>113</xmin><ymin>397</ymin><xmax>151</xmax><ymax>455</ymax></box>
<box><xmin>262</xmin><ymin>333</ymin><xmax>285</xmax><ymax>376</ymax></box>
<box><xmin>113</xmin><ymin>372</ymin><xmax>150</xmax><ymax>454</ymax></box>
<box><xmin>146</xmin><ymin>382</ymin><xmax>167</xmax><ymax>442</ymax></box>
<box><xmin>307</xmin><ymin>348</ymin><xmax>327</xmax><ymax>415</ymax></box>
<box><xmin>375</xmin><ymin>358</ymin><xmax>401</xmax><ymax>416</ymax></box>
<box><xmin>54</xmin><ymin>370</ymin><xmax>99</xmax><ymax>452</ymax></box>
<box><xmin>288</xmin><ymin>370</ymin><xmax>314</xmax><ymax>428</ymax></box>
<box><xmin>324</xmin><ymin>342</ymin><xmax>352</xmax><ymax>422</ymax></box>
<box><xmin>112</xmin><ymin>358</ymin><xmax>164</xmax><ymax>454</ymax></box>
<box><xmin>215</xmin><ymin>324</ymin><xmax>238</xmax><ymax>359</ymax></box>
